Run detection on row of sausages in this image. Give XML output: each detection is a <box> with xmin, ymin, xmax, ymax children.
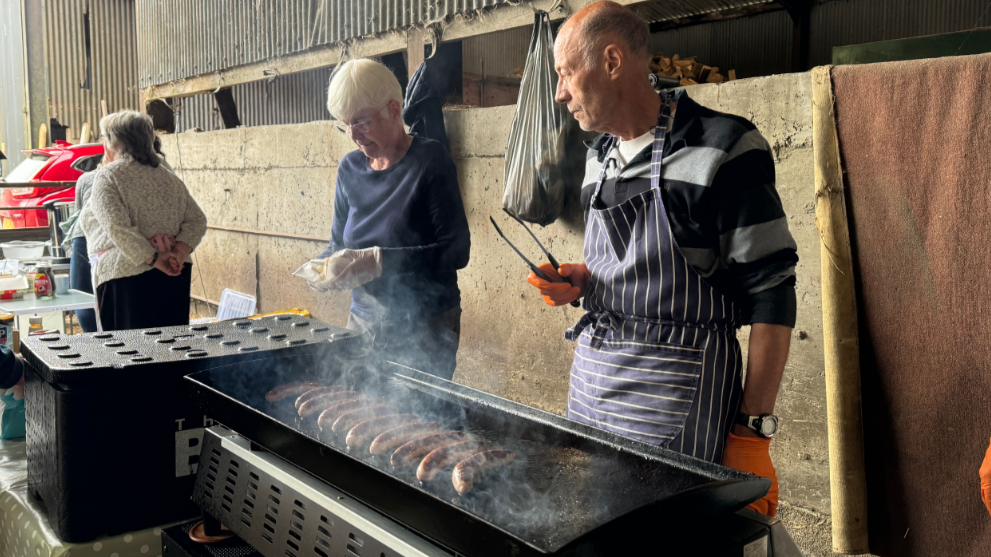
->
<box><xmin>266</xmin><ymin>381</ymin><xmax>516</xmax><ymax>494</ymax></box>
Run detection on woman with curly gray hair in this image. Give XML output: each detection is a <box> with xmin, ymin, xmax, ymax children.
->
<box><xmin>79</xmin><ymin>110</ymin><xmax>207</xmax><ymax>330</ymax></box>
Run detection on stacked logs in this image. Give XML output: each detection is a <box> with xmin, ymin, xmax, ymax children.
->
<box><xmin>650</xmin><ymin>52</ymin><xmax>736</xmax><ymax>86</ymax></box>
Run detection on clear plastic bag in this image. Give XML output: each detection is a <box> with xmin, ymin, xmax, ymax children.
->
<box><xmin>503</xmin><ymin>12</ymin><xmax>569</xmax><ymax>227</ymax></box>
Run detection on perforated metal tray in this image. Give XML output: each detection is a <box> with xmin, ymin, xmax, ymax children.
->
<box><xmin>22</xmin><ymin>314</ymin><xmax>359</xmax><ymax>388</ymax></box>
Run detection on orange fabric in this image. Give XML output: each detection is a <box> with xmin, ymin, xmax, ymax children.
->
<box><xmin>722</xmin><ymin>433</ymin><xmax>778</xmax><ymax>517</ymax></box>
<box><xmin>527</xmin><ymin>263</ymin><xmax>582</xmax><ymax>306</ymax></box>
<box><xmin>981</xmin><ymin>436</ymin><xmax>991</xmax><ymax>516</ymax></box>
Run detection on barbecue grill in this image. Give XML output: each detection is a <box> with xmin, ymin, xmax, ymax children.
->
<box><xmin>22</xmin><ymin>316</ymin><xmax>364</xmax><ymax>542</ymax></box>
<box><xmin>186</xmin><ymin>353</ymin><xmax>799</xmax><ymax>556</ymax></box>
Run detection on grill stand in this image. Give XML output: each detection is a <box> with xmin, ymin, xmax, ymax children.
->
<box><xmin>194</xmin><ymin>427</ymin><xmax>452</xmax><ymax>557</ymax></box>
<box><xmin>193</xmin><ymin>427</ymin><xmax>803</xmax><ymax>557</ymax></box>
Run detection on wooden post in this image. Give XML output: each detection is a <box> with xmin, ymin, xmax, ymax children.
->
<box><xmin>213</xmin><ymin>88</ymin><xmax>241</xmax><ymax>129</ymax></box>
<box><xmin>407</xmin><ymin>27</ymin><xmax>425</xmax><ymax>77</ymax></box>
<box><xmin>101</xmin><ymin>99</ymin><xmax>108</xmax><ymax>119</ymax></box>
<box><xmin>79</xmin><ymin>123</ymin><xmax>92</xmax><ymax>144</ymax></box>
<box><xmin>812</xmin><ymin>65</ymin><xmax>870</xmax><ymax>554</ymax></box>
<box><xmin>38</xmin><ymin>124</ymin><xmax>47</xmax><ymax>149</ymax></box>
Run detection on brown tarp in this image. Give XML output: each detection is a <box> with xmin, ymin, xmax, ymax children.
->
<box><xmin>833</xmin><ymin>54</ymin><xmax>991</xmax><ymax>556</ymax></box>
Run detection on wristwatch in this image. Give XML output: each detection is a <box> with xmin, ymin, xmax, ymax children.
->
<box><xmin>149</xmin><ymin>252</ymin><xmax>159</xmax><ymax>266</ymax></box>
<box><xmin>735</xmin><ymin>412</ymin><xmax>778</xmax><ymax>438</ymax></box>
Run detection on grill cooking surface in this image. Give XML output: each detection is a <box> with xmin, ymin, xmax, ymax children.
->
<box><xmin>189</xmin><ymin>357</ymin><xmax>767</xmax><ymax>555</ymax></box>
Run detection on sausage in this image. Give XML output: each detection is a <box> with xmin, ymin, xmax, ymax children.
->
<box><xmin>345</xmin><ymin>414</ymin><xmax>419</xmax><ymax>450</ymax></box>
<box><xmin>369</xmin><ymin>422</ymin><xmax>443</xmax><ymax>456</ymax></box>
<box><xmin>265</xmin><ymin>381</ymin><xmax>321</xmax><ymax>403</ymax></box>
<box><xmin>295</xmin><ymin>386</ymin><xmax>348</xmax><ymax>410</ymax></box>
<box><xmin>316</xmin><ymin>399</ymin><xmax>378</xmax><ymax>429</ymax></box>
<box><xmin>452</xmin><ymin>450</ymin><xmax>517</xmax><ymax>495</ymax></box>
<box><xmin>391</xmin><ymin>431</ymin><xmax>471</xmax><ymax>469</ymax></box>
<box><xmin>298</xmin><ymin>391</ymin><xmax>360</xmax><ymax>418</ymax></box>
<box><xmin>331</xmin><ymin>405</ymin><xmax>393</xmax><ymax>434</ymax></box>
<box><xmin>416</xmin><ymin>440</ymin><xmax>486</xmax><ymax>481</ymax></box>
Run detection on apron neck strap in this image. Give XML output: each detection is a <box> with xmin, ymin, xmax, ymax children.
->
<box><xmin>593</xmin><ymin>92</ymin><xmax>675</xmax><ymax>201</ymax></box>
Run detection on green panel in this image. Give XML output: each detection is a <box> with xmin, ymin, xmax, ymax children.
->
<box><xmin>832</xmin><ymin>27</ymin><xmax>991</xmax><ymax>65</ymax></box>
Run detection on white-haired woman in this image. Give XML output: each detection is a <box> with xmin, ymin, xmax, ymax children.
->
<box><xmin>309</xmin><ymin>58</ymin><xmax>470</xmax><ymax>380</ymax></box>
<box><xmin>80</xmin><ymin>110</ymin><xmax>207</xmax><ymax>330</ymax></box>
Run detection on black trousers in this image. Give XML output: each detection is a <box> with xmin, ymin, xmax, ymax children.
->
<box><xmin>96</xmin><ymin>263</ymin><xmax>192</xmax><ymax>331</ymax></box>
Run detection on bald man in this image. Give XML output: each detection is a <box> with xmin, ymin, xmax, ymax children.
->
<box><xmin>526</xmin><ymin>1</ymin><xmax>798</xmax><ymax>516</ymax></box>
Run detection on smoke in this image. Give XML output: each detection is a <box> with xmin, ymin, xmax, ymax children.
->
<box><xmin>200</xmin><ymin>317</ymin><xmax>684</xmax><ymax>553</ymax></box>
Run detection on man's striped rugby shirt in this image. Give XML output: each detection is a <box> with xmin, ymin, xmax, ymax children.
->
<box><xmin>580</xmin><ymin>89</ymin><xmax>798</xmax><ymax>326</ymax></box>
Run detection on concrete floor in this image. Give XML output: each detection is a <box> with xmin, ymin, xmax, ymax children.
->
<box><xmin>778</xmin><ymin>501</ymin><xmax>877</xmax><ymax>557</ymax></box>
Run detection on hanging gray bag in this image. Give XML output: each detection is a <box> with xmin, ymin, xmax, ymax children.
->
<box><xmin>502</xmin><ymin>12</ymin><xmax>568</xmax><ymax>226</ymax></box>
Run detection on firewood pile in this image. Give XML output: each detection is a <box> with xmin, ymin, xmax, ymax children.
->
<box><xmin>650</xmin><ymin>52</ymin><xmax>736</xmax><ymax>86</ymax></box>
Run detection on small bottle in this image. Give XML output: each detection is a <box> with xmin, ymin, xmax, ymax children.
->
<box><xmin>35</xmin><ymin>263</ymin><xmax>55</xmax><ymax>300</ymax></box>
<box><xmin>28</xmin><ymin>316</ymin><xmax>43</xmax><ymax>333</ymax></box>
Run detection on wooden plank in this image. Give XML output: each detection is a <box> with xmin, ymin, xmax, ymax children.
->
<box><xmin>407</xmin><ymin>27</ymin><xmax>425</xmax><ymax>76</ymax></box>
<box><xmin>811</xmin><ymin>65</ymin><xmax>870</xmax><ymax>555</ymax></box>
<box><xmin>142</xmin><ymin>0</ymin><xmax>652</xmax><ymax>101</ymax></box>
<box><xmin>213</xmin><ymin>88</ymin><xmax>241</xmax><ymax>129</ymax></box>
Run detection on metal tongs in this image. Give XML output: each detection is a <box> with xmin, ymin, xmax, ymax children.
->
<box><xmin>489</xmin><ymin>209</ymin><xmax>581</xmax><ymax>307</ymax></box>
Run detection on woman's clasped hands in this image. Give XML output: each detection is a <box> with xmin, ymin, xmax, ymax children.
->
<box><xmin>147</xmin><ymin>233</ymin><xmax>192</xmax><ymax>276</ymax></box>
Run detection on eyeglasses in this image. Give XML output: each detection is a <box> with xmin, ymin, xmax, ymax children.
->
<box><xmin>336</xmin><ymin>106</ymin><xmax>388</xmax><ymax>135</ymax></box>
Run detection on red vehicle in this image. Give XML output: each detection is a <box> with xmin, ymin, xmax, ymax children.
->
<box><xmin>0</xmin><ymin>141</ymin><xmax>104</xmax><ymax>229</ymax></box>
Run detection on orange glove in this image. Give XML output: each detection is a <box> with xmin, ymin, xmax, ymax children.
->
<box><xmin>981</xmin><ymin>436</ymin><xmax>991</xmax><ymax>516</ymax></box>
<box><xmin>722</xmin><ymin>433</ymin><xmax>779</xmax><ymax>517</ymax></box>
<box><xmin>526</xmin><ymin>263</ymin><xmax>589</xmax><ymax>306</ymax></box>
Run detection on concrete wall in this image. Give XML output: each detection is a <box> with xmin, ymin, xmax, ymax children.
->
<box><xmin>161</xmin><ymin>71</ymin><xmax>827</xmax><ymax>513</ymax></box>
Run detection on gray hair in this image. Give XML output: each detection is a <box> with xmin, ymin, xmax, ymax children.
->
<box><xmin>574</xmin><ymin>3</ymin><xmax>650</xmax><ymax>69</ymax></box>
<box><xmin>100</xmin><ymin>110</ymin><xmax>160</xmax><ymax>168</ymax></box>
<box><xmin>326</xmin><ymin>58</ymin><xmax>404</xmax><ymax>122</ymax></box>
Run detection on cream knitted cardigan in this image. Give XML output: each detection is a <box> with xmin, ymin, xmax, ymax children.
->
<box><xmin>80</xmin><ymin>158</ymin><xmax>207</xmax><ymax>287</ymax></box>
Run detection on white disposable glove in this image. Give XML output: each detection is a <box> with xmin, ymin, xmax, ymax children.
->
<box><xmin>304</xmin><ymin>248</ymin><xmax>383</xmax><ymax>292</ymax></box>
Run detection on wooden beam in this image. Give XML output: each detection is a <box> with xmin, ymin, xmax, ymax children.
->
<box><xmin>213</xmin><ymin>87</ymin><xmax>241</xmax><ymax>129</ymax></box>
<box><xmin>778</xmin><ymin>0</ymin><xmax>814</xmax><ymax>71</ymax></box>
<box><xmin>407</xmin><ymin>27</ymin><xmax>425</xmax><ymax>76</ymax></box>
<box><xmin>649</xmin><ymin>2</ymin><xmax>781</xmax><ymax>32</ymax></box>
<box><xmin>812</xmin><ymin>65</ymin><xmax>869</xmax><ymax>554</ymax></box>
<box><xmin>142</xmin><ymin>0</ymin><xmax>653</xmax><ymax>101</ymax></box>
<box><xmin>144</xmin><ymin>33</ymin><xmax>407</xmax><ymax>101</ymax></box>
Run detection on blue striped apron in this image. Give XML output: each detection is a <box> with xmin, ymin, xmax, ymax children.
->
<box><xmin>565</xmin><ymin>95</ymin><xmax>744</xmax><ymax>463</ymax></box>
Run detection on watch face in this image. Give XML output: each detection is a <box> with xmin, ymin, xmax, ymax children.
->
<box><xmin>760</xmin><ymin>415</ymin><xmax>778</xmax><ymax>437</ymax></box>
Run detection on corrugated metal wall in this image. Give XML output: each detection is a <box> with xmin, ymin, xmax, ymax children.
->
<box><xmin>136</xmin><ymin>0</ymin><xmax>512</xmax><ymax>89</ymax></box>
<box><xmin>135</xmin><ymin>0</ymin><xmax>778</xmax><ymax>88</ymax></box>
<box><xmin>650</xmin><ymin>8</ymin><xmax>793</xmax><ymax>79</ymax></box>
<box><xmin>173</xmin><ymin>66</ymin><xmax>334</xmax><ymax>133</ymax></box>
<box><xmin>645</xmin><ymin>0</ymin><xmax>991</xmax><ymax>80</ymax></box>
<box><xmin>45</xmin><ymin>0</ymin><xmax>140</xmax><ymax>139</ymax></box>
<box><xmin>159</xmin><ymin>0</ymin><xmax>991</xmax><ymax>130</ymax></box>
<box><xmin>809</xmin><ymin>0</ymin><xmax>991</xmax><ymax>66</ymax></box>
<box><xmin>462</xmin><ymin>26</ymin><xmax>530</xmax><ymax>77</ymax></box>
<box><xmin>0</xmin><ymin>0</ymin><xmax>29</xmax><ymax>172</ymax></box>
